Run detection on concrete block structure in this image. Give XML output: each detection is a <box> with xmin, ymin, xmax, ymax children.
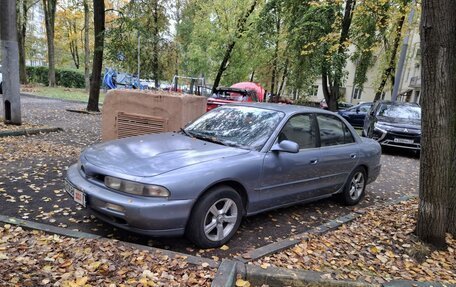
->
<box><xmin>101</xmin><ymin>90</ymin><xmax>207</xmax><ymax>141</ymax></box>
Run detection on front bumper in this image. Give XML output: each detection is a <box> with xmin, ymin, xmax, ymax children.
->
<box><xmin>372</xmin><ymin>129</ymin><xmax>421</xmax><ymax>150</ymax></box>
<box><xmin>65</xmin><ymin>164</ymin><xmax>194</xmax><ymax>237</ymax></box>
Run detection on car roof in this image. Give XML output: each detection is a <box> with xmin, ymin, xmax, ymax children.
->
<box><xmin>229</xmin><ymin>102</ymin><xmax>335</xmax><ymax>116</ymax></box>
<box><xmin>377</xmin><ymin>100</ymin><xmax>420</xmax><ymax>107</ymax></box>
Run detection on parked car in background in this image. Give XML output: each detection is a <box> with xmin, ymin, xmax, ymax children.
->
<box><xmin>65</xmin><ymin>103</ymin><xmax>381</xmax><ymax>248</ymax></box>
<box><xmin>338</xmin><ymin>102</ymin><xmax>373</xmax><ymax>127</ymax></box>
<box><xmin>206</xmin><ymin>87</ymin><xmax>259</xmax><ymax>111</ymax></box>
<box><xmin>362</xmin><ymin>100</ymin><xmax>421</xmax><ymax>150</ymax></box>
<box><xmin>320</xmin><ymin>99</ymin><xmax>354</xmax><ymax>110</ymax></box>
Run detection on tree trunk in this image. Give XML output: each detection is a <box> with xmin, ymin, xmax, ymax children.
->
<box><xmin>416</xmin><ymin>0</ymin><xmax>456</xmax><ymax>246</ymax></box>
<box><xmin>249</xmin><ymin>70</ymin><xmax>255</xmax><ymax>82</ymax></box>
<box><xmin>42</xmin><ymin>0</ymin><xmax>56</xmax><ymax>87</ymax></box>
<box><xmin>212</xmin><ymin>0</ymin><xmax>258</xmax><ymax>93</ymax></box>
<box><xmin>87</xmin><ymin>0</ymin><xmax>105</xmax><ymax>112</ymax></box>
<box><xmin>322</xmin><ymin>67</ymin><xmax>337</xmax><ymax>111</ymax></box>
<box><xmin>17</xmin><ymin>0</ymin><xmax>29</xmax><ymax>84</ymax></box>
<box><xmin>277</xmin><ymin>58</ymin><xmax>289</xmax><ymax>97</ymax></box>
<box><xmin>152</xmin><ymin>0</ymin><xmax>159</xmax><ymax>88</ymax></box>
<box><xmin>374</xmin><ymin>13</ymin><xmax>406</xmax><ymax>101</ymax></box>
<box><xmin>69</xmin><ymin>21</ymin><xmax>80</xmax><ymax>69</ymax></box>
<box><xmin>322</xmin><ymin>0</ymin><xmax>356</xmax><ymax>111</ymax></box>
<box><xmin>270</xmin><ymin>11</ymin><xmax>280</xmax><ymax>98</ymax></box>
<box><xmin>84</xmin><ymin>0</ymin><xmax>90</xmax><ymax>92</ymax></box>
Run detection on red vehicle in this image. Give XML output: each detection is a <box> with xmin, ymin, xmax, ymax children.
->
<box><xmin>206</xmin><ymin>82</ymin><xmax>265</xmax><ymax>111</ymax></box>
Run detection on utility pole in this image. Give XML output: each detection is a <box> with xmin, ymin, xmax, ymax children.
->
<box><xmin>137</xmin><ymin>32</ymin><xmax>140</xmax><ymax>88</ymax></box>
<box><xmin>391</xmin><ymin>1</ymin><xmax>416</xmax><ymax>102</ymax></box>
<box><xmin>0</xmin><ymin>0</ymin><xmax>22</xmax><ymax>124</ymax></box>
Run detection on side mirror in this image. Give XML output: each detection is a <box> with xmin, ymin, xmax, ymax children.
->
<box><xmin>271</xmin><ymin>140</ymin><xmax>299</xmax><ymax>153</ymax></box>
<box><xmin>356</xmin><ymin>108</ymin><xmax>361</xmax><ymax>113</ymax></box>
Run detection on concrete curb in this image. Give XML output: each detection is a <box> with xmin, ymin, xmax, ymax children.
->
<box><xmin>383</xmin><ymin>280</ymin><xmax>455</xmax><ymax>287</ymax></box>
<box><xmin>245</xmin><ymin>264</ymin><xmax>377</xmax><ymax>287</ymax></box>
<box><xmin>238</xmin><ymin>212</ymin><xmax>360</xmax><ymax>263</ymax></box>
<box><xmin>0</xmin><ymin>215</ymin><xmax>100</xmax><ymax>239</ymax></box>
<box><xmin>65</xmin><ymin>109</ymin><xmax>101</xmax><ymax>115</ymax></box>
<box><xmin>0</xmin><ymin>127</ymin><xmax>63</xmax><ymax>137</ymax></box>
<box><xmin>211</xmin><ymin>260</ymin><xmax>238</xmax><ymax>287</ymax></box>
<box><xmin>245</xmin><ymin>265</ymin><xmax>456</xmax><ymax>287</ymax></box>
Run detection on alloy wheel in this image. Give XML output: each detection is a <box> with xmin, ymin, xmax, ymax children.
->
<box><xmin>349</xmin><ymin>172</ymin><xmax>365</xmax><ymax>200</ymax></box>
<box><xmin>203</xmin><ymin>198</ymin><xmax>238</xmax><ymax>242</ymax></box>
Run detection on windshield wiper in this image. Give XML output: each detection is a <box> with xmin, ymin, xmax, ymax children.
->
<box><xmin>191</xmin><ymin>132</ymin><xmax>228</xmax><ymax>146</ymax></box>
<box><xmin>180</xmin><ymin>128</ymin><xmax>193</xmax><ymax>138</ymax></box>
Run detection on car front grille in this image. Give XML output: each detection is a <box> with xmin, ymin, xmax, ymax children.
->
<box><xmin>388</xmin><ymin>131</ymin><xmax>420</xmax><ymax>139</ymax></box>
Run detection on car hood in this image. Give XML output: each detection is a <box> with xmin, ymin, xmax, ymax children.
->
<box><xmin>83</xmin><ymin>132</ymin><xmax>250</xmax><ymax>177</ymax></box>
<box><xmin>377</xmin><ymin>116</ymin><xmax>421</xmax><ymax>129</ymax></box>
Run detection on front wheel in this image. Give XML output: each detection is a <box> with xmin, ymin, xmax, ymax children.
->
<box><xmin>338</xmin><ymin>167</ymin><xmax>366</xmax><ymax>205</ymax></box>
<box><xmin>186</xmin><ymin>186</ymin><xmax>243</xmax><ymax>248</ymax></box>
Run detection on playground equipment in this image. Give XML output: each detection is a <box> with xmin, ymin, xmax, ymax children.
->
<box><xmin>170</xmin><ymin>75</ymin><xmax>208</xmax><ymax>96</ymax></box>
<box><xmin>103</xmin><ymin>68</ymin><xmax>145</xmax><ymax>90</ymax></box>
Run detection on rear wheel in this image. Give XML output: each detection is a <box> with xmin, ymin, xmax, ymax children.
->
<box><xmin>338</xmin><ymin>167</ymin><xmax>366</xmax><ymax>205</ymax></box>
<box><xmin>186</xmin><ymin>186</ymin><xmax>243</xmax><ymax>248</ymax></box>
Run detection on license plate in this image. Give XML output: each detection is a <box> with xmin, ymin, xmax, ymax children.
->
<box><xmin>394</xmin><ymin>138</ymin><xmax>414</xmax><ymax>144</ymax></box>
<box><xmin>64</xmin><ymin>180</ymin><xmax>86</xmax><ymax>207</ymax></box>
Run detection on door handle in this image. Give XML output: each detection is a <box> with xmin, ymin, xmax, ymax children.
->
<box><xmin>350</xmin><ymin>153</ymin><xmax>357</xmax><ymax>159</ymax></box>
<box><xmin>310</xmin><ymin>159</ymin><xmax>319</xmax><ymax>165</ymax></box>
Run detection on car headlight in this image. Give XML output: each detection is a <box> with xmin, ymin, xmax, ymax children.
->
<box><xmin>374</xmin><ymin>122</ymin><xmax>388</xmax><ymax>133</ymax></box>
<box><xmin>104</xmin><ymin>176</ymin><xmax>170</xmax><ymax>197</ymax></box>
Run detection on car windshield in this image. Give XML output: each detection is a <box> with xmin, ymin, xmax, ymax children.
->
<box><xmin>185</xmin><ymin>106</ymin><xmax>284</xmax><ymax>150</ymax></box>
<box><xmin>378</xmin><ymin>104</ymin><xmax>421</xmax><ymax>120</ymax></box>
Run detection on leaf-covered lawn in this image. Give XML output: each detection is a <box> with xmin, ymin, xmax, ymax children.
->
<box><xmin>255</xmin><ymin>199</ymin><xmax>456</xmax><ymax>284</ymax></box>
<box><xmin>0</xmin><ymin>225</ymin><xmax>216</xmax><ymax>286</ymax></box>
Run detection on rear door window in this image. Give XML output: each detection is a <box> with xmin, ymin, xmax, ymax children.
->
<box><xmin>317</xmin><ymin>115</ymin><xmax>355</xmax><ymax>146</ymax></box>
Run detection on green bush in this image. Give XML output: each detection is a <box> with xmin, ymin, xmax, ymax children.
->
<box><xmin>26</xmin><ymin>66</ymin><xmax>85</xmax><ymax>88</ymax></box>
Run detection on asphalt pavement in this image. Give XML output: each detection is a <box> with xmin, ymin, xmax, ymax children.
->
<box><xmin>0</xmin><ymin>94</ymin><xmax>419</xmax><ymax>259</ymax></box>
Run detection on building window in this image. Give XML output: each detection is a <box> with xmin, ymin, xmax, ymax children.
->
<box><xmin>353</xmin><ymin>88</ymin><xmax>362</xmax><ymax>100</ymax></box>
<box><xmin>309</xmin><ymin>85</ymin><xmax>318</xmax><ymax>97</ymax></box>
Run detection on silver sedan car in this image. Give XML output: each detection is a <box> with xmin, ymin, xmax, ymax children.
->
<box><xmin>65</xmin><ymin>103</ymin><xmax>381</xmax><ymax>248</ymax></box>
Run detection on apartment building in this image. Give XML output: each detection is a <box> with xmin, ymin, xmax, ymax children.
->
<box><xmin>301</xmin><ymin>28</ymin><xmax>421</xmax><ymax>105</ymax></box>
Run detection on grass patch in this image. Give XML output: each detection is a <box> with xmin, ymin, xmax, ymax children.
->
<box><xmin>21</xmin><ymin>84</ymin><xmax>105</xmax><ymax>104</ymax></box>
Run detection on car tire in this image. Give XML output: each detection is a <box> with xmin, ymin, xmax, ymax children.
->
<box><xmin>338</xmin><ymin>167</ymin><xmax>366</xmax><ymax>206</ymax></box>
<box><xmin>186</xmin><ymin>186</ymin><xmax>243</xmax><ymax>248</ymax></box>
